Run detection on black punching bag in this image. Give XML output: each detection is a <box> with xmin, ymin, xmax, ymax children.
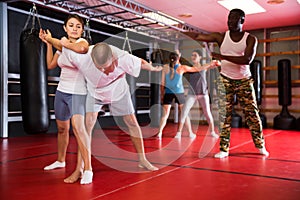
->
<box><xmin>20</xmin><ymin>28</ymin><xmax>49</xmax><ymax>133</ymax></box>
<box><xmin>250</xmin><ymin>60</ymin><xmax>267</xmax><ymax>128</ymax></box>
<box><xmin>150</xmin><ymin>50</ymin><xmax>162</xmax><ymax>127</ymax></box>
<box><xmin>273</xmin><ymin>59</ymin><xmax>296</xmax><ymax>130</ymax></box>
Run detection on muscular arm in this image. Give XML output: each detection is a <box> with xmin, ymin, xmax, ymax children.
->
<box><xmin>212</xmin><ymin>35</ymin><xmax>257</xmax><ymax>65</ymax></box>
<box><xmin>184</xmin><ymin>32</ymin><xmax>224</xmax><ymax>45</ymax></box>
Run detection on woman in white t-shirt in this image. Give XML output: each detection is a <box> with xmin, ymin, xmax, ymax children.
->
<box><xmin>39</xmin><ymin>14</ymin><xmax>92</xmax><ymax>184</ymax></box>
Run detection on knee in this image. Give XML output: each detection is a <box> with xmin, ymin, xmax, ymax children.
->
<box><xmin>72</xmin><ymin>124</ymin><xmax>86</xmax><ymax>136</ymax></box>
<box><xmin>57</xmin><ymin>126</ymin><xmax>69</xmax><ymax>135</ymax></box>
<box><xmin>85</xmin><ymin>113</ymin><xmax>98</xmax><ymax>127</ymax></box>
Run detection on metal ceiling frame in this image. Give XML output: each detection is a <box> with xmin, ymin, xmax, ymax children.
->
<box><xmin>25</xmin><ymin>0</ymin><xmax>205</xmax><ymax>42</ymax></box>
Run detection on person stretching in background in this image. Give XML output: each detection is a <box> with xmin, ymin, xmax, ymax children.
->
<box><xmin>157</xmin><ymin>51</ymin><xmax>220</xmax><ymax>139</ymax></box>
<box><xmin>176</xmin><ymin>49</ymin><xmax>219</xmax><ymax>139</ymax></box>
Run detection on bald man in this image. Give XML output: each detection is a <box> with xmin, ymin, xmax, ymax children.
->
<box><xmin>62</xmin><ymin>41</ymin><xmax>161</xmax><ymax>172</ymax></box>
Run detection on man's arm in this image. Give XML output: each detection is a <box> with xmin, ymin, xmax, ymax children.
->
<box><xmin>61</xmin><ymin>47</ymin><xmax>80</xmax><ymax>68</ymax></box>
<box><xmin>183</xmin><ymin>32</ymin><xmax>223</xmax><ymax>45</ymax></box>
<box><xmin>141</xmin><ymin>59</ymin><xmax>163</xmax><ymax>72</ymax></box>
<box><xmin>211</xmin><ymin>35</ymin><xmax>257</xmax><ymax>65</ymax></box>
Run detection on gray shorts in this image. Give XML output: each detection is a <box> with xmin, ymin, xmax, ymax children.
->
<box><xmin>54</xmin><ymin>90</ymin><xmax>86</xmax><ymax>121</ymax></box>
<box><xmin>86</xmin><ymin>89</ymin><xmax>135</xmax><ymax>116</ymax></box>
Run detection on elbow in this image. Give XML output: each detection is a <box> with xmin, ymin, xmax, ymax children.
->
<box><xmin>245</xmin><ymin>55</ymin><xmax>256</xmax><ymax>65</ymax></box>
<box><xmin>246</xmin><ymin>58</ymin><xmax>254</xmax><ymax>65</ymax></box>
<box><xmin>78</xmin><ymin>46</ymin><xmax>89</xmax><ymax>54</ymax></box>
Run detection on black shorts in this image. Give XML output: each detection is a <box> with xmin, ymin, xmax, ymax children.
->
<box><xmin>163</xmin><ymin>93</ymin><xmax>185</xmax><ymax>105</ymax></box>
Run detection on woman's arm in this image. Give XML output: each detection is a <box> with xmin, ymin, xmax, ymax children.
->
<box><xmin>39</xmin><ymin>29</ymin><xmax>58</xmax><ymax>70</ymax></box>
<box><xmin>45</xmin><ymin>44</ymin><xmax>59</xmax><ymax>70</ymax></box>
<box><xmin>60</xmin><ymin>37</ymin><xmax>89</xmax><ymax>54</ymax></box>
<box><xmin>180</xmin><ymin>60</ymin><xmax>221</xmax><ymax>73</ymax></box>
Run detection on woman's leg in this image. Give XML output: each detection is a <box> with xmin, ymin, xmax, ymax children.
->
<box><xmin>197</xmin><ymin>94</ymin><xmax>218</xmax><ymax>137</ymax></box>
<box><xmin>44</xmin><ymin>119</ymin><xmax>70</xmax><ymax>170</ymax></box>
<box><xmin>157</xmin><ymin>104</ymin><xmax>171</xmax><ymax>138</ymax></box>
<box><xmin>176</xmin><ymin>95</ymin><xmax>196</xmax><ymax>138</ymax></box>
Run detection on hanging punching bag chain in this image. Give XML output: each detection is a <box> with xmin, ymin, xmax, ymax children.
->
<box><xmin>23</xmin><ymin>3</ymin><xmax>42</xmax><ymax>33</ymax></box>
<box><xmin>122</xmin><ymin>31</ymin><xmax>132</xmax><ymax>54</ymax></box>
<box><xmin>84</xmin><ymin>18</ymin><xmax>93</xmax><ymax>44</ymax></box>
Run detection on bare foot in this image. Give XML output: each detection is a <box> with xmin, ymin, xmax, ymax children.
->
<box><xmin>64</xmin><ymin>170</ymin><xmax>82</xmax><ymax>184</ymax></box>
<box><xmin>138</xmin><ymin>160</ymin><xmax>158</xmax><ymax>171</ymax></box>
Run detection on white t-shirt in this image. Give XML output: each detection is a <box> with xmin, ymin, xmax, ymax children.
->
<box><xmin>63</xmin><ymin>44</ymin><xmax>141</xmax><ymax>103</ymax></box>
<box><xmin>56</xmin><ymin>38</ymin><xmax>87</xmax><ymax>95</ymax></box>
<box><xmin>220</xmin><ymin>31</ymin><xmax>251</xmax><ymax>79</ymax></box>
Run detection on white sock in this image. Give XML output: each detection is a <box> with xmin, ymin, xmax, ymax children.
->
<box><xmin>210</xmin><ymin>131</ymin><xmax>219</xmax><ymax>138</ymax></box>
<box><xmin>214</xmin><ymin>151</ymin><xmax>229</xmax><ymax>158</ymax></box>
<box><xmin>175</xmin><ymin>132</ymin><xmax>181</xmax><ymax>138</ymax></box>
<box><xmin>44</xmin><ymin>161</ymin><xmax>66</xmax><ymax>170</ymax></box>
<box><xmin>189</xmin><ymin>132</ymin><xmax>196</xmax><ymax>139</ymax></box>
<box><xmin>80</xmin><ymin>170</ymin><xmax>93</xmax><ymax>185</ymax></box>
<box><xmin>258</xmin><ymin>147</ymin><xmax>269</xmax><ymax>157</ymax></box>
<box><xmin>157</xmin><ymin>132</ymin><xmax>162</xmax><ymax>138</ymax></box>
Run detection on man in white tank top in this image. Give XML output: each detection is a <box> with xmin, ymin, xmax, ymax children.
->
<box><xmin>185</xmin><ymin>8</ymin><xmax>269</xmax><ymax>158</ymax></box>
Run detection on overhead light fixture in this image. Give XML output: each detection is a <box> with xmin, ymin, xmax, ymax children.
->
<box><xmin>217</xmin><ymin>0</ymin><xmax>266</xmax><ymax>15</ymax></box>
<box><xmin>267</xmin><ymin>0</ymin><xmax>285</xmax><ymax>4</ymax></box>
<box><xmin>142</xmin><ymin>11</ymin><xmax>184</xmax><ymax>26</ymax></box>
<box><xmin>178</xmin><ymin>13</ymin><xmax>193</xmax><ymax>18</ymax></box>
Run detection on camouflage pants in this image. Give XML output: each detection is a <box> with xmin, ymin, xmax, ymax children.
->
<box><xmin>217</xmin><ymin>75</ymin><xmax>265</xmax><ymax>152</ymax></box>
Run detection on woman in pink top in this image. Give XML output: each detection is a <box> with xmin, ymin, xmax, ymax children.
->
<box><xmin>39</xmin><ymin>14</ymin><xmax>93</xmax><ymax>184</ymax></box>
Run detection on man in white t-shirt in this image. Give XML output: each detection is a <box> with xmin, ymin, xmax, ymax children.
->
<box><xmin>63</xmin><ymin>42</ymin><xmax>161</xmax><ymax>171</ymax></box>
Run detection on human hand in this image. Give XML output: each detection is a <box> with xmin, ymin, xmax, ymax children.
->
<box><xmin>39</xmin><ymin>29</ymin><xmax>49</xmax><ymax>44</ymax></box>
<box><xmin>152</xmin><ymin>65</ymin><xmax>163</xmax><ymax>72</ymax></box>
<box><xmin>60</xmin><ymin>36</ymin><xmax>70</xmax><ymax>47</ymax></box>
<box><xmin>43</xmin><ymin>29</ymin><xmax>53</xmax><ymax>43</ymax></box>
<box><xmin>208</xmin><ymin>60</ymin><xmax>221</xmax><ymax>69</ymax></box>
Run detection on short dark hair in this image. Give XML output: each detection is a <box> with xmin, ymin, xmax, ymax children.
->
<box><xmin>64</xmin><ymin>14</ymin><xmax>85</xmax><ymax>28</ymax></box>
<box><xmin>169</xmin><ymin>52</ymin><xmax>179</xmax><ymax>62</ymax></box>
<box><xmin>230</xmin><ymin>8</ymin><xmax>245</xmax><ymax>18</ymax></box>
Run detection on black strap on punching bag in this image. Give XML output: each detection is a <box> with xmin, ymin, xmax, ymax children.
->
<box><xmin>150</xmin><ymin>48</ymin><xmax>162</xmax><ymax>127</ymax></box>
<box><xmin>20</xmin><ymin>4</ymin><xmax>49</xmax><ymax>133</ymax></box>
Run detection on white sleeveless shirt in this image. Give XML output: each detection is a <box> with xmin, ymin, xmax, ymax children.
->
<box><xmin>220</xmin><ymin>30</ymin><xmax>251</xmax><ymax>79</ymax></box>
